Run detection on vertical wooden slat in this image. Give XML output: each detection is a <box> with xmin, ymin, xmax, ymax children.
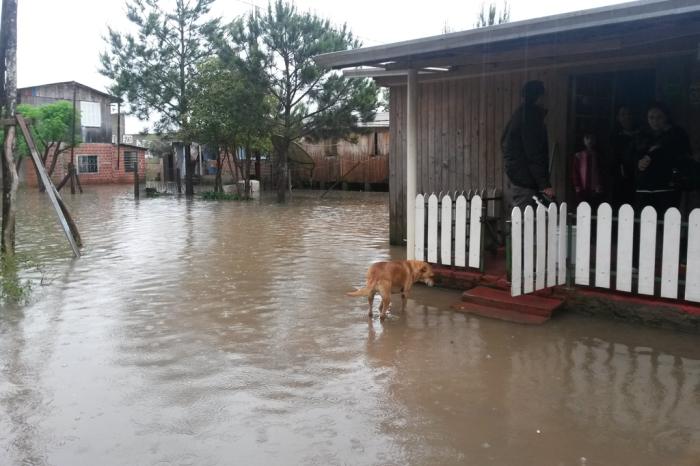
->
<box><xmin>427</xmin><ymin>194</ymin><xmax>439</xmax><ymax>263</ymax></box>
<box><xmin>615</xmin><ymin>204</ymin><xmax>635</xmax><ymax>292</ymax></box>
<box><xmin>557</xmin><ymin>202</ymin><xmax>568</xmax><ymax>286</ymax></box>
<box><xmin>511</xmin><ymin>207</ymin><xmax>522</xmax><ymax>296</ymax></box>
<box><xmin>547</xmin><ymin>203</ymin><xmax>558</xmax><ymax>287</ymax></box>
<box><xmin>415</xmin><ymin>194</ymin><xmax>425</xmax><ymax>261</ymax></box>
<box><xmin>455</xmin><ymin>194</ymin><xmax>467</xmax><ymax>267</ymax></box>
<box><xmin>523</xmin><ymin>205</ymin><xmax>535</xmax><ymax>294</ymax></box>
<box><xmin>595</xmin><ymin>203</ymin><xmax>613</xmax><ymax>289</ymax></box>
<box><xmin>441</xmin><ymin>195</ymin><xmax>453</xmax><ymax>265</ymax></box>
<box><xmin>536</xmin><ymin>204</ymin><xmax>547</xmax><ymax>290</ymax></box>
<box><xmin>447</xmin><ymin>80</ymin><xmax>456</xmax><ymax>192</ymax></box>
<box><xmin>660</xmin><ymin>207</ymin><xmax>681</xmax><ymax>299</ymax></box>
<box><xmin>456</xmin><ymin>81</ymin><xmax>465</xmax><ymax>190</ymax></box>
<box><xmin>468</xmin><ymin>194</ymin><xmax>482</xmax><ymax>268</ymax></box>
<box><xmin>685</xmin><ymin>209</ymin><xmax>700</xmax><ymax>302</ymax></box>
<box><xmin>638</xmin><ymin>206</ymin><xmax>657</xmax><ymax>296</ymax></box>
<box><xmin>575</xmin><ymin>202</ymin><xmax>591</xmax><ymax>286</ymax></box>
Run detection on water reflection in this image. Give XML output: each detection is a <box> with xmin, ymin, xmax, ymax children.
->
<box><xmin>0</xmin><ymin>187</ymin><xmax>698</xmax><ymax>466</ymax></box>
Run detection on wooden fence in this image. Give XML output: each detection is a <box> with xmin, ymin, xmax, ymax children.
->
<box><xmin>511</xmin><ymin>201</ymin><xmax>700</xmax><ymax>304</ymax></box>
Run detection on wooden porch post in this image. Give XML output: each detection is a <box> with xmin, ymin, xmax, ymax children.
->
<box><xmin>406</xmin><ymin>68</ymin><xmax>418</xmax><ymax>260</ymax></box>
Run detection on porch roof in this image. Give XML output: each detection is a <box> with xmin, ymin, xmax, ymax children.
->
<box><xmin>316</xmin><ymin>0</ymin><xmax>700</xmax><ymax>77</ymax></box>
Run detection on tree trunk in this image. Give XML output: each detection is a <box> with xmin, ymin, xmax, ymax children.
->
<box><xmin>276</xmin><ymin>144</ymin><xmax>288</xmax><ymax>203</ymax></box>
<box><xmin>1</xmin><ymin>0</ymin><xmax>18</xmax><ymax>257</ymax></box>
<box><xmin>244</xmin><ymin>147</ymin><xmax>251</xmax><ymax>199</ymax></box>
<box><xmin>214</xmin><ymin>150</ymin><xmax>223</xmax><ymax>193</ymax></box>
<box><xmin>184</xmin><ymin>143</ymin><xmax>194</xmax><ymax>197</ymax></box>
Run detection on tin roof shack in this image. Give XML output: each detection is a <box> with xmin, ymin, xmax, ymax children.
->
<box><xmin>297</xmin><ymin>111</ymin><xmax>390</xmax><ymax>191</ymax></box>
<box><xmin>317</xmin><ymin>0</ymin><xmax>700</xmax><ymax>245</ymax></box>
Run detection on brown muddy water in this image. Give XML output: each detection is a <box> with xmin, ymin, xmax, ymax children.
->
<box><xmin>1</xmin><ymin>186</ymin><xmax>699</xmax><ymax>466</ymax></box>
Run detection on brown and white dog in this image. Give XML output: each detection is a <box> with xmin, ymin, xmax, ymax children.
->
<box><xmin>347</xmin><ymin>260</ymin><xmax>435</xmax><ymax>320</ymax></box>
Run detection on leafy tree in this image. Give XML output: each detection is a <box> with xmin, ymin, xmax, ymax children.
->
<box><xmin>100</xmin><ymin>0</ymin><xmax>221</xmax><ymax>197</ymax></box>
<box><xmin>476</xmin><ymin>1</ymin><xmax>511</xmax><ymax>27</ymax></box>
<box><xmin>187</xmin><ymin>57</ymin><xmax>271</xmax><ymax>196</ymax></box>
<box><xmin>10</xmin><ymin>102</ymin><xmax>81</xmax><ymax>190</ymax></box>
<box><xmin>226</xmin><ymin>0</ymin><xmax>378</xmax><ymax>202</ymax></box>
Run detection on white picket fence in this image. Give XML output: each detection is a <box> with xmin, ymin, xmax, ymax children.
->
<box><xmin>415</xmin><ymin>192</ymin><xmax>488</xmax><ymax>269</ymax></box>
<box><xmin>511</xmin><ymin>201</ymin><xmax>700</xmax><ymax>304</ymax></box>
<box><xmin>511</xmin><ymin>203</ymin><xmax>568</xmax><ymax>296</ymax></box>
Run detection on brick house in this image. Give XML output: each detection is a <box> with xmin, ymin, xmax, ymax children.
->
<box><xmin>17</xmin><ymin>81</ymin><xmax>146</xmax><ymax>186</ymax></box>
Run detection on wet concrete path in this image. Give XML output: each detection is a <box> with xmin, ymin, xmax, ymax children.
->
<box><xmin>1</xmin><ymin>187</ymin><xmax>699</xmax><ymax>465</ymax></box>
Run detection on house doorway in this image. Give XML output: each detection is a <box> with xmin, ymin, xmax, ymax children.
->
<box><xmin>567</xmin><ymin>69</ymin><xmax>656</xmax><ymax>203</ymax></box>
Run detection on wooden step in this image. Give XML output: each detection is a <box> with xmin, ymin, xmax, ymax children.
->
<box><xmin>451</xmin><ymin>301</ymin><xmax>551</xmax><ymax>324</ymax></box>
<box><xmin>453</xmin><ymin>286</ymin><xmax>566</xmax><ymax>324</ymax></box>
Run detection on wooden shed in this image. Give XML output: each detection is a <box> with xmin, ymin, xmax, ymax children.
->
<box><xmin>297</xmin><ymin>111</ymin><xmax>390</xmax><ymax>190</ymax></box>
<box><xmin>317</xmin><ymin>0</ymin><xmax>700</xmax><ymax>246</ymax></box>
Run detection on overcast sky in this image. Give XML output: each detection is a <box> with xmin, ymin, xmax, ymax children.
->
<box><xmin>16</xmin><ymin>0</ymin><xmax>632</xmax><ymax>132</ymax></box>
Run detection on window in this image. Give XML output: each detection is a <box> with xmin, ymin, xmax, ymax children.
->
<box><xmin>124</xmin><ymin>151</ymin><xmax>137</xmax><ymax>173</ymax></box>
<box><xmin>77</xmin><ymin>155</ymin><xmax>98</xmax><ymax>174</ymax></box>
<box><xmin>80</xmin><ymin>101</ymin><xmax>102</xmax><ymax>127</ymax></box>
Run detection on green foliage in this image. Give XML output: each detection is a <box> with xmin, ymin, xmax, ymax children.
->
<box><xmin>476</xmin><ymin>1</ymin><xmax>511</xmax><ymax>28</ymax></box>
<box><xmin>226</xmin><ymin>0</ymin><xmax>378</xmax><ymax>144</ymax></box>
<box><xmin>200</xmin><ymin>190</ymin><xmax>246</xmax><ymax>201</ymax></box>
<box><xmin>100</xmin><ymin>0</ymin><xmax>222</xmax><ymax>133</ymax></box>
<box><xmin>1</xmin><ymin>101</ymin><xmax>79</xmax><ymax>162</ymax></box>
<box><xmin>0</xmin><ymin>255</ymin><xmax>34</xmax><ymax>306</ymax></box>
<box><xmin>187</xmin><ymin>57</ymin><xmax>271</xmax><ymax>154</ymax></box>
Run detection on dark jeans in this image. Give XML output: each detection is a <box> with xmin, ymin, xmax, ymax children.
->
<box><xmin>508</xmin><ymin>184</ymin><xmax>538</xmax><ymax>211</ymax></box>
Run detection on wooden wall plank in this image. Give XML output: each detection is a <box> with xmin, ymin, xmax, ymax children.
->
<box><xmin>575</xmin><ymin>202</ymin><xmax>591</xmax><ymax>286</ymax></box>
<box><xmin>595</xmin><ymin>202</ymin><xmax>613</xmax><ymax>289</ymax></box>
<box><xmin>616</xmin><ymin>204</ymin><xmax>635</xmax><ymax>292</ymax></box>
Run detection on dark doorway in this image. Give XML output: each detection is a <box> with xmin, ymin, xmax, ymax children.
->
<box><xmin>567</xmin><ymin>69</ymin><xmax>656</xmax><ymax>202</ymax></box>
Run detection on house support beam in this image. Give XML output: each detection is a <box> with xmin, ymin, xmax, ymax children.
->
<box><xmin>406</xmin><ymin>68</ymin><xmax>418</xmax><ymax>260</ymax></box>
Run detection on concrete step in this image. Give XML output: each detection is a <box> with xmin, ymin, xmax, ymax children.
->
<box><xmin>454</xmin><ymin>286</ymin><xmax>565</xmax><ymax>323</ymax></box>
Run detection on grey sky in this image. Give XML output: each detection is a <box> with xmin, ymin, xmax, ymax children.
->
<box><xmin>17</xmin><ymin>0</ymin><xmax>632</xmax><ymax>132</ymax></box>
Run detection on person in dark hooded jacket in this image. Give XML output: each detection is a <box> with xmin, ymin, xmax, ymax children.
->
<box><xmin>501</xmin><ymin>80</ymin><xmax>554</xmax><ymax>209</ymax></box>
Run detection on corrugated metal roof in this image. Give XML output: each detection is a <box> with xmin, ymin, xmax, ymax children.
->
<box><xmin>316</xmin><ymin>0</ymin><xmax>700</xmax><ymax>69</ymax></box>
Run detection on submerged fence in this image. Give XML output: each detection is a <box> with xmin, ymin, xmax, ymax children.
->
<box><xmin>511</xmin><ymin>201</ymin><xmax>700</xmax><ymax>303</ymax></box>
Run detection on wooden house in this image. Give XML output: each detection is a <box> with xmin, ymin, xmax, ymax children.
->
<box><xmin>297</xmin><ymin>111</ymin><xmax>390</xmax><ymax>190</ymax></box>
<box><xmin>316</xmin><ymin>0</ymin><xmax>700</xmax><ymax>330</ymax></box>
<box><xmin>316</xmin><ymin>0</ymin><xmax>700</xmax><ymax>244</ymax></box>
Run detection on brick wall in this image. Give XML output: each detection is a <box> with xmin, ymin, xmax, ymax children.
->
<box><xmin>23</xmin><ymin>143</ymin><xmax>146</xmax><ymax>187</ymax></box>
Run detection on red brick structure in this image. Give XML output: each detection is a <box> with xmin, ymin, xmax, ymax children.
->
<box><xmin>23</xmin><ymin>143</ymin><xmax>146</xmax><ymax>187</ymax></box>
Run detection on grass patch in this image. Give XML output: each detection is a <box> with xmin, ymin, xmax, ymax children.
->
<box><xmin>200</xmin><ymin>191</ymin><xmax>250</xmax><ymax>201</ymax></box>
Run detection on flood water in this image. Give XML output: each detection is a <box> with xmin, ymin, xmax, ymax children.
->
<box><xmin>1</xmin><ymin>186</ymin><xmax>699</xmax><ymax>466</ymax></box>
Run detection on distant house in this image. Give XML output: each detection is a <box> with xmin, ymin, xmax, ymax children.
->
<box><xmin>296</xmin><ymin>111</ymin><xmax>390</xmax><ymax>190</ymax></box>
<box><xmin>18</xmin><ymin>81</ymin><xmax>146</xmax><ymax>186</ymax></box>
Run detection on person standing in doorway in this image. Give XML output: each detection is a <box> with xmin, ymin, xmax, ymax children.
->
<box><xmin>633</xmin><ymin>102</ymin><xmax>693</xmax><ymax>213</ymax></box>
<box><xmin>501</xmin><ymin>80</ymin><xmax>554</xmax><ymax>210</ymax></box>
<box><xmin>572</xmin><ymin>133</ymin><xmax>603</xmax><ymax>206</ymax></box>
<box><xmin>610</xmin><ymin>105</ymin><xmax>639</xmax><ymax>207</ymax></box>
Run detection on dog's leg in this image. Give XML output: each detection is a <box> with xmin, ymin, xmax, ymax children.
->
<box><xmin>368</xmin><ymin>290</ymin><xmax>375</xmax><ymax>317</ymax></box>
<box><xmin>379</xmin><ymin>284</ymin><xmax>391</xmax><ymax>321</ymax></box>
<box><xmin>401</xmin><ymin>291</ymin><xmax>407</xmax><ymax>313</ymax></box>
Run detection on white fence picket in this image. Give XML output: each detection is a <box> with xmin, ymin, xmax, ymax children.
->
<box><xmin>511</xmin><ymin>207</ymin><xmax>522</xmax><ymax>296</ymax></box>
<box><xmin>468</xmin><ymin>195</ymin><xmax>482</xmax><ymax>268</ymax></box>
<box><xmin>595</xmin><ymin>203</ymin><xmax>613</xmax><ymax>289</ymax></box>
<box><xmin>575</xmin><ymin>202</ymin><xmax>592</xmax><ymax>286</ymax></box>
<box><xmin>427</xmin><ymin>194</ymin><xmax>439</xmax><ymax>263</ymax></box>
<box><xmin>536</xmin><ymin>205</ymin><xmax>547</xmax><ymax>290</ymax></box>
<box><xmin>441</xmin><ymin>195</ymin><xmax>453</xmax><ymax>265</ymax></box>
<box><xmin>546</xmin><ymin>203</ymin><xmax>558</xmax><ymax>288</ymax></box>
<box><xmin>454</xmin><ymin>195</ymin><xmax>467</xmax><ymax>267</ymax></box>
<box><xmin>557</xmin><ymin>203</ymin><xmax>567</xmax><ymax>286</ymax></box>
<box><xmin>638</xmin><ymin>206</ymin><xmax>657</xmax><ymax>296</ymax></box>
<box><xmin>615</xmin><ymin>204</ymin><xmax>634</xmax><ymax>293</ymax></box>
<box><xmin>415</xmin><ymin>194</ymin><xmax>425</xmax><ymax>261</ymax></box>
<box><xmin>660</xmin><ymin>208</ymin><xmax>681</xmax><ymax>299</ymax></box>
<box><xmin>685</xmin><ymin>209</ymin><xmax>700</xmax><ymax>302</ymax></box>
<box><xmin>523</xmin><ymin>206</ymin><xmax>535</xmax><ymax>294</ymax></box>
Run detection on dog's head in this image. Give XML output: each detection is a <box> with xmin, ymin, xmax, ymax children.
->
<box><xmin>410</xmin><ymin>261</ymin><xmax>435</xmax><ymax>287</ymax></box>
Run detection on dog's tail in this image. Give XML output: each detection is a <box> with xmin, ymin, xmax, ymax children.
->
<box><xmin>346</xmin><ymin>287</ymin><xmax>372</xmax><ymax>297</ymax></box>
